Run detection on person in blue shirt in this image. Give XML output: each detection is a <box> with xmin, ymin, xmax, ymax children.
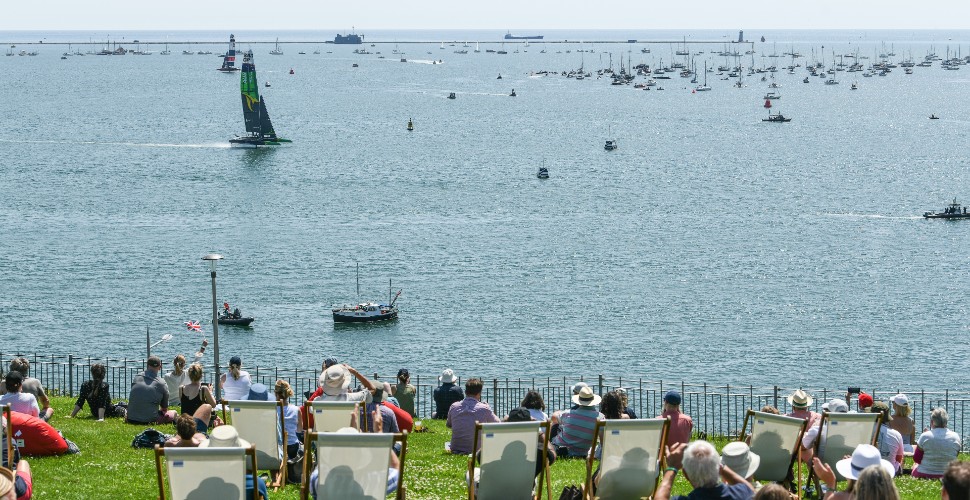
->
<box><xmin>655</xmin><ymin>441</ymin><xmax>754</xmax><ymax>500</ymax></box>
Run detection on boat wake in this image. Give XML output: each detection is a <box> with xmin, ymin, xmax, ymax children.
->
<box><xmin>823</xmin><ymin>212</ymin><xmax>921</xmax><ymax>220</ymax></box>
<box><xmin>0</xmin><ymin>139</ymin><xmax>231</xmax><ymax>149</ymax></box>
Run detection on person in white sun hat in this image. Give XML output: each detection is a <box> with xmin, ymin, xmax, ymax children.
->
<box><xmin>812</xmin><ymin>443</ymin><xmax>898</xmax><ymax>499</ymax></box>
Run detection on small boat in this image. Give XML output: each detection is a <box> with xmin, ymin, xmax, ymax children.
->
<box><xmin>604</xmin><ymin>139</ymin><xmax>617</xmax><ymax>151</ymax></box>
<box><xmin>929</xmin><ymin>114</ymin><xmax>939</xmax><ymax>120</ymax></box>
<box><xmin>289</xmin><ymin>68</ymin><xmax>294</xmax><ymax>74</ymax></box>
<box><xmin>497</xmin><ymin>73</ymin><xmax>503</xmax><ymax>79</ymax></box>
<box><xmin>264</xmin><ymin>82</ymin><xmax>271</xmax><ymax>87</ymax></box>
<box><xmin>803</xmin><ymin>77</ymin><xmax>810</xmax><ymax>83</ymax></box>
<box><xmin>850</xmin><ymin>82</ymin><xmax>858</xmax><ymax>90</ymax></box>
<box><xmin>269</xmin><ymin>38</ymin><xmax>283</xmax><ymax>55</ymax></box>
<box><xmin>218</xmin><ymin>311</ymin><xmax>255</xmax><ymax>327</ymax></box>
<box><xmin>217</xmin><ymin>34</ymin><xmax>240</xmax><ymax>72</ymax></box>
<box><xmin>407</xmin><ymin>118</ymin><xmax>413</xmax><ymax>131</ymax></box>
<box><xmin>352</xmin><ymin>63</ymin><xmax>359</xmax><ymax>68</ymax></box>
<box><xmin>762</xmin><ymin>112</ymin><xmax>792</xmax><ymax>123</ymax></box>
<box><xmin>924</xmin><ymin>199</ymin><xmax>970</xmax><ymax>219</ymax></box>
<box><xmin>332</xmin><ymin>268</ymin><xmax>401</xmax><ymax>324</ymax></box>
<box><xmin>298</xmin><ymin>51</ymin><xmax>306</xmax><ymax>55</ymax></box>
<box><xmin>229</xmin><ymin>51</ymin><xmax>292</xmax><ymax>148</ymax></box>
<box><xmin>510</xmin><ymin>89</ymin><xmax>516</xmax><ymax>97</ymax></box>
<box><xmin>537</xmin><ymin>167</ymin><xmax>549</xmax><ymax>179</ymax></box>
<box><xmin>764</xmin><ymin>92</ymin><xmax>780</xmax><ymax>100</ymax></box>
<box><xmin>448</xmin><ymin>92</ymin><xmax>457</xmax><ymax>99</ymax></box>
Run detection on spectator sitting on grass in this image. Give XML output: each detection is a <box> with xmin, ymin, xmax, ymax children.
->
<box><xmin>0</xmin><ymin>460</ymin><xmax>32</xmax><ymax>500</ymax></box>
<box><xmin>199</xmin><ymin>425</ymin><xmax>268</xmax><ymax>499</ymax></box>
<box><xmin>4</xmin><ymin>358</ymin><xmax>52</xmax><ymax>422</ymax></box>
<box><xmin>316</xmin><ymin>364</ymin><xmax>375</xmax><ymax>403</ymax></box>
<box><xmin>309</xmin><ymin>411</ymin><xmax>400</xmax><ymax>499</ymax></box>
<box><xmin>163</xmin><ymin>340</ymin><xmax>207</xmax><ymax>408</ymax></box>
<box><xmin>785</xmin><ymin>389</ymin><xmax>819</xmax><ymax>426</ymax></box>
<box><xmin>179</xmin><ymin>363</ymin><xmax>219</xmax><ymax>427</ymax></box>
<box><xmin>913</xmin><ymin>408</ymin><xmax>961</xmax><ymax>479</ymax></box>
<box><xmin>0</xmin><ymin>373</ymin><xmax>39</xmax><ymax>418</ymax></box>
<box><xmin>390</xmin><ymin>368</ymin><xmax>417</xmax><ymax>418</ymax></box>
<box><xmin>520</xmin><ymin>389</ymin><xmax>548</xmax><ymax>422</ymax></box>
<box><xmin>617</xmin><ymin>387</ymin><xmax>638</xmax><ymax>419</ymax></box>
<box><xmin>601</xmin><ymin>390</ymin><xmax>630</xmax><ymax>420</ymax></box>
<box><xmin>812</xmin><ymin>443</ymin><xmax>897</xmax><ymax>500</ymax></box>
<box><xmin>657</xmin><ymin>390</ymin><xmax>692</xmax><ymax>448</ymax></box>
<box><xmin>164</xmin><ymin>413</ymin><xmax>209</xmax><ymax>447</ymax></box>
<box><xmin>889</xmin><ymin>394</ymin><xmax>916</xmax><ymax>454</ymax></box>
<box><xmin>871</xmin><ymin>401</ymin><xmax>904</xmax><ymax>474</ymax></box>
<box><xmin>126</xmin><ymin>355</ymin><xmax>176</xmax><ymax>425</ymax></box>
<box><xmin>275</xmin><ymin>379</ymin><xmax>303</xmax><ymax>483</ymax></box>
<box><xmin>447</xmin><ymin>378</ymin><xmax>499</xmax><ymax>454</ymax></box>
<box><xmin>365</xmin><ymin>383</ymin><xmax>399</xmax><ymax>434</ymax></box>
<box><xmin>550</xmin><ymin>386</ymin><xmax>604</xmax><ymax>458</ymax></box>
<box><xmin>800</xmin><ymin>398</ymin><xmax>849</xmax><ymax>463</ymax></box>
<box><xmin>943</xmin><ymin>460</ymin><xmax>970</xmax><ymax>500</ymax></box>
<box><xmin>433</xmin><ymin>369</ymin><xmax>463</xmax><ymax>419</ymax></box>
<box><xmin>219</xmin><ymin>356</ymin><xmax>252</xmax><ymax>402</ymax></box>
<box><xmin>655</xmin><ymin>440</ymin><xmax>755</xmax><ymax>500</ymax></box>
<box><xmin>69</xmin><ymin>364</ymin><xmax>124</xmax><ymax>420</ymax></box>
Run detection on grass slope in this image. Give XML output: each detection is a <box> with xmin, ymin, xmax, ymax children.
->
<box><xmin>20</xmin><ymin>397</ymin><xmax>954</xmax><ymax>498</ymax></box>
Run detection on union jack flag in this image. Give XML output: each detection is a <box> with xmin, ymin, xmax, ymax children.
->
<box><xmin>184</xmin><ymin>321</ymin><xmax>202</xmax><ymax>332</ymax></box>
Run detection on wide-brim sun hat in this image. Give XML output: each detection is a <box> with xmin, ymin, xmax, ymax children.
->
<box><xmin>199</xmin><ymin>425</ymin><xmax>251</xmax><ymax>449</ymax></box>
<box><xmin>787</xmin><ymin>389</ymin><xmax>813</xmax><ymax>408</ymax></box>
<box><xmin>572</xmin><ymin>386</ymin><xmax>602</xmax><ymax>407</ymax></box>
<box><xmin>0</xmin><ymin>467</ymin><xmax>13</xmax><ymax>498</ymax></box>
<box><xmin>835</xmin><ymin>444</ymin><xmax>895</xmax><ymax>480</ymax></box>
<box><xmin>438</xmin><ymin>369</ymin><xmax>458</xmax><ymax>384</ymax></box>
<box><xmin>246</xmin><ymin>383</ymin><xmax>270</xmax><ymax>401</ymax></box>
<box><xmin>320</xmin><ymin>365</ymin><xmax>351</xmax><ymax>396</ymax></box>
<box><xmin>721</xmin><ymin>442</ymin><xmax>761</xmax><ymax>479</ymax></box>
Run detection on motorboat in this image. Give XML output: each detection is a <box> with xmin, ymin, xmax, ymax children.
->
<box><xmin>448</xmin><ymin>92</ymin><xmax>457</xmax><ymax>99</ymax></box>
<box><xmin>604</xmin><ymin>139</ymin><xmax>617</xmax><ymax>151</ymax></box>
<box><xmin>764</xmin><ymin>92</ymin><xmax>780</xmax><ymax>99</ymax></box>
<box><xmin>924</xmin><ymin>199</ymin><xmax>970</xmax><ymax>219</ymax></box>
<box><xmin>929</xmin><ymin>114</ymin><xmax>940</xmax><ymax>120</ymax></box>
<box><xmin>332</xmin><ymin>302</ymin><xmax>399</xmax><ymax>323</ymax></box>
<box><xmin>537</xmin><ymin>167</ymin><xmax>549</xmax><ymax>179</ymax></box>
<box><xmin>218</xmin><ymin>310</ymin><xmax>255</xmax><ymax>327</ymax></box>
<box><xmin>762</xmin><ymin>112</ymin><xmax>792</xmax><ymax>123</ymax></box>
<box><xmin>510</xmin><ymin>89</ymin><xmax>516</xmax><ymax>97</ymax></box>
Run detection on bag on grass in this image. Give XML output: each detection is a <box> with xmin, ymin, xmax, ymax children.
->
<box><xmin>559</xmin><ymin>485</ymin><xmax>583</xmax><ymax>500</ymax></box>
<box><xmin>131</xmin><ymin>428</ymin><xmax>170</xmax><ymax>449</ymax></box>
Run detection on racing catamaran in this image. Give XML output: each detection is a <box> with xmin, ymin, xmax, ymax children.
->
<box><xmin>229</xmin><ymin>50</ymin><xmax>291</xmax><ymax>148</ymax></box>
<box><xmin>217</xmin><ymin>34</ymin><xmax>240</xmax><ymax>72</ymax></box>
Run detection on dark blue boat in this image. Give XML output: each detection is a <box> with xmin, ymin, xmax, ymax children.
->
<box><xmin>504</xmin><ymin>32</ymin><xmax>543</xmax><ymax>40</ymax></box>
<box><xmin>334</xmin><ymin>33</ymin><xmax>363</xmax><ymax>44</ymax></box>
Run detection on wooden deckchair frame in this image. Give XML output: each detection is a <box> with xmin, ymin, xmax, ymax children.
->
<box><xmin>221</xmin><ymin>399</ymin><xmax>288</xmax><ymax>489</ymax></box>
<box><xmin>808</xmin><ymin>411</ymin><xmax>881</xmax><ymax>493</ymax></box>
<box><xmin>585</xmin><ymin>417</ymin><xmax>670</xmax><ymax>500</ymax></box>
<box><xmin>154</xmin><ymin>444</ymin><xmax>259</xmax><ymax>500</ymax></box>
<box><xmin>467</xmin><ymin>420</ymin><xmax>553</xmax><ymax>500</ymax></box>
<box><xmin>301</xmin><ymin>431</ymin><xmax>408</xmax><ymax>500</ymax></box>
<box><xmin>739</xmin><ymin>409</ymin><xmax>809</xmax><ymax>495</ymax></box>
<box><xmin>2</xmin><ymin>406</ymin><xmax>12</xmax><ymax>470</ymax></box>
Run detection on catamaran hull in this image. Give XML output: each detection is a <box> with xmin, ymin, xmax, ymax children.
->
<box><xmin>230</xmin><ymin>137</ymin><xmax>291</xmax><ymax>148</ymax></box>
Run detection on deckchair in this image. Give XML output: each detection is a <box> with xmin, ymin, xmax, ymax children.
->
<box><xmin>301</xmin><ymin>431</ymin><xmax>408</xmax><ymax>500</ymax></box>
<box><xmin>738</xmin><ymin>410</ymin><xmax>808</xmax><ymax>489</ymax></box>
<box><xmin>585</xmin><ymin>418</ymin><xmax>670</xmax><ymax>500</ymax></box>
<box><xmin>810</xmin><ymin>412</ymin><xmax>881</xmax><ymax>489</ymax></box>
<box><xmin>154</xmin><ymin>444</ymin><xmax>259</xmax><ymax>500</ymax></box>
<box><xmin>304</xmin><ymin>400</ymin><xmax>361</xmax><ymax>433</ymax></box>
<box><xmin>222</xmin><ymin>400</ymin><xmax>287</xmax><ymax>489</ymax></box>
<box><xmin>467</xmin><ymin>421</ymin><xmax>552</xmax><ymax>500</ymax></box>
<box><xmin>1</xmin><ymin>406</ymin><xmax>12</xmax><ymax>469</ymax></box>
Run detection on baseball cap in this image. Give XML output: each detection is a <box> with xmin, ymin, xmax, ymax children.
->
<box><xmin>507</xmin><ymin>407</ymin><xmax>533</xmax><ymax>422</ymax></box>
<box><xmin>664</xmin><ymin>390</ymin><xmax>682</xmax><ymax>405</ymax></box>
<box><xmin>858</xmin><ymin>393</ymin><xmax>873</xmax><ymax>409</ymax></box>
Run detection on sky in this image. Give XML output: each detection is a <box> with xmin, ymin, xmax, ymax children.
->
<box><xmin>4</xmin><ymin>0</ymin><xmax>970</xmax><ymax>31</ymax></box>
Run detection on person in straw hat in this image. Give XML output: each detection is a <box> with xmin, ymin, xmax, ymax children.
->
<box><xmin>0</xmin><ymin>460</ymin><xmax>32</xmax><ymax>500</ymax></box>
<box><xmin>198</xmin><ymin>425</ymin><xmax>269</xmax><ymax>499</ymax></box>
<box><xmin>812</xmin><ymin>443</ymin><xmax>898</xmax><ymax>499</ymax></box>
<box><xmin>785</xmin><ymin>389</ymin><xmax>819</xmax><ymax>426</ymax></box>
<box><xmin>432</xmin><ymin>368</ymin><xmax>463</xmax><ymax>420</ymax></box>
<box><xmin>550</xmin><ymin>386</ymin><xmax>604</xmax><ymax>458</ymax></box>
<box><xmin>316</xmin><ymin>363</ymin><xmax>375</xmax><ymax>404</ymax></box>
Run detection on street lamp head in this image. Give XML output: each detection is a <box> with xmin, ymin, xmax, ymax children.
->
<box><xmin>202</xmin><ymin>253</ymin><xmax>224</xmax><ymax>272</ymax></box>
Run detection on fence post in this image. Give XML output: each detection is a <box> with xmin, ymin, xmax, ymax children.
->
<box><xmin>492</xmin><ymin>378</ymin><xmax>499</xmax><ymax>410</ymax></box>
<box><xmin>773</xmin><ymin>386</ymin><xmax>779</xmax><ymax>409</ymax></box>
<box><xmin>68</xmin><ymin>354</ymin><xmax>74</xmax><ymax>397</ymax></box>
<box><xmin>598</xmin><ymin>374</ymin><xmax>604</xmax><ymax>395</ymax></box>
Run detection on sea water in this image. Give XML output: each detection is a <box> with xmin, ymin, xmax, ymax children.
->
<box><xmin>2</xmin><ymin>29</ymin><xmax>970</xmax><ymax>389</ymax></box>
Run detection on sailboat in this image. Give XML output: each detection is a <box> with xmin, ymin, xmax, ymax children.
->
<box><xmin>474</xmin><ymin>42</ymin><xmax>481</xmax><ymax>53</ymax></box>
<box><xmin>695</xmin><ymin>61</ymin><xmax>711</xmax><ymax>91</ymax></box>
<box><xmin>269</xmin><ymin>38</ymin><xmax>283</xmax><ymax>55</ymax></box>
<box><xmin>604</xmin><ymin>125</ymin><xmax>618</xmax><ymax>151</ymax></box>
<box><xmin>332</xmin><ymin>264</ymin><xmax>400</xmax><ymax>323</ymax></box>
<box><xmin>229</xmin><ymin>51</ymin><xmax>292</xmax><ymax>148</ymax></box>
<box><xmin>217</xmin><ymin>34</ymin><xmax>240</xmax><ymax>72</ymax></box>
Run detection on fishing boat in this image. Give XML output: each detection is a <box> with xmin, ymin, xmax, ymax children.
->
<box><xmin>269</xmin><ymin>38</ymin><xmax>283</xmax><ymax>55</ymax></box>
<box><xmin>537</xmin><ymin>167</ymin><xmax>549</xmax><ymax>179</ymax></box>
<box><xmin>217</xmin><ymin>34</ymin><xmax>240</xmax><ymax>72</ymax></box>
<box><xmin>332</xmin><ymin>266</ymin><xmax>401</xmax><ymax>323</ymax></box>
<box><xmin>924</xmin><ymin>199</ymin><xmax>970</xmax><ymax>219</ymax></box>
<box><xmin>229</xmin><ymin>51</ymin><xmax>292</xmax><ymax>148</ymax></box>
<box><xmin>762</xmin><ymin>112</ymin><xmax>792</xmax><ymax>123</ymax></box>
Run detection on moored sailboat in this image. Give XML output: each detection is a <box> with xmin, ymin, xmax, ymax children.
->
<box><xmin>229</xmin><ymin>51</ymin><xmax>292</xmax><ymax>148</ymax></box>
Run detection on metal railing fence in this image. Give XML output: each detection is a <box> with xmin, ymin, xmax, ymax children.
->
<box><xmin>3</xmin><ymin>352</ymin><xmax>967</xmax><ymax>450</ymax></box>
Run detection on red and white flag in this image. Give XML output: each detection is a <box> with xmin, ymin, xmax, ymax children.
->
<box><xmin>184</xmin><ymin>321</ymin><xmax>202</xmax><ymax>332</ymax></box>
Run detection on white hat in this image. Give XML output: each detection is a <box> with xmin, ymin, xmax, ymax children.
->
<box><xmin>438</xmin><ymin>369</ymin><xmax>458</xmax><ymax>384</ymax></box>
<box><xmin>0</xmin><ymin>467</ymin><xmax>13</xmax><ymax>498</ymax></box>
<box><xmin>835</xmin><ymin>444</ymin><xmax>895</xmax><ymax>480</ymax></box>
<box><xmin>320</xmin><ymin>365</ymin><xmax>351</xmax><ymax>396</ymax></box>
<box><xmin>199</xmin><ymin>425</ymin><xmax>251</xmax><ymax>449</ymax></box>
<box><xmin>572</xmin><ymin>386</ymin><xmax>601</xmax><ymax>407</ymax></box>
<box><xmin>892</xmin><ymin>394</ymin><xmax>909</xmax><ymax>407</ymax></box>
<box><xmin>787</xmin><ymin>389</ymin><xmax>813</xmax><ymax>408</ymax></box>
<box><xmin>571</xmin><ymin>382</ymin><xmax>589</xmax><ymax>395</ymax></box>
<box><xmin>825</xmin><ymin>398</ymin><xmax>849</xmax><ymax>413</ymax></box>
<box><xmin>721</xmin><ymin>442</ymin><xmax>761</xmax><ymax>479</ymax></box>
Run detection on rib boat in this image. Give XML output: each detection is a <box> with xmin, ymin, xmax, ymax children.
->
<box><xmin>924</xmin><ymin>199</ymin><xmax>970</xmax><ymax>219</ymax></box>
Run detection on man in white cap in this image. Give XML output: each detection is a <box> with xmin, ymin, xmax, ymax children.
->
<box><xmin>432</xmin><ymin>369</ymin><xmax>463</xmax><ymax>420</ymax></box>
<box><xmin>550</xmin><ymin>386</ymin><xmax>604</xmax><ymax>458</ymax></box>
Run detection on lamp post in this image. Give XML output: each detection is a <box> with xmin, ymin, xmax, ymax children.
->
<box><xmin>202</xmin><ymin>253</ymin><xmax>224</xmax><ymax>401</ymax></box>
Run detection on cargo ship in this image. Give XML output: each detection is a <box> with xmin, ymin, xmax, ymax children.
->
<box><xmin>504</xmin><ymin>32</ymin><xmax>543</xmax><ymax>40</ymax></box>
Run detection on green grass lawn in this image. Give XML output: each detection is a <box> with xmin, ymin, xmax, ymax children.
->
<box><xmin>19</xmin><ymin>397</ymin><xmax>955</xmax><ymax>498</ymax></box>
